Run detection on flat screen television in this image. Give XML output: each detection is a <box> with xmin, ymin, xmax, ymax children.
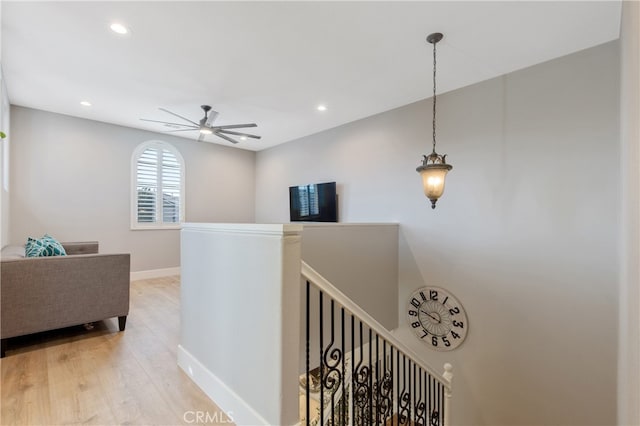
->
<box><xmin>289</xmin><ymin>182</ymin><xmax>337</xmax><ymax>222</ymax></box>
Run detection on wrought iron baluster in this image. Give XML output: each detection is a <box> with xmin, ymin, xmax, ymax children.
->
<box><xmin>379</xmin><ymin>339</ymin><xmax>391</xmax><ymax>423</ymax></box>
<box><xmin>429</xmin><ymin>375</ymin><xmax>439</xmax><ymax>426</ymax></box>
<box><xmin>412</xmin><ymin>362</ymin><xmax>416</xmax><ymax>425</ymax></box>
<box><xmin>351</xmin><ymin>315</ymin><xmax>355</xmax><ymax>425</ymax></box>
<box><xmin>423</xmin><ymin>371</ymin><xmax>428</xmax><ymax>426</ymax></box>
<box><xmin>305</xmin><ymin>281</ymin><xmax>310</xmax><ymax>426</ymax></box>
<box><xmin>407</xmin><ymin>358</ymin><xmax>416</xmax><ymax>424</ymax></box>
<box><xmin>375</xmin><ymin>334</ymin><xmax>380</xmax><ymax>425</ymax></box>
<box><xmin>320</xmin><ymin>300</ymin><xmax>343</xmax><ymax>424</ymax></box>
<box><xmin>439</xmin><ymin>382</ymin><xmax>444</xmax><ymax>426</ymax></box>
<box><xmin>330</xmin><ymin>301</ymin><xmax>335</xmax><ymax>423</ymax></box>
<box><xmin>429</xmin><ymin>374</ymin><xmax>434</xmax><ymax>426</ymax></box>
<box><xmin>353</xmin><ymin>321</ymin><xmax>369</xmax><ymax>424</ymax></box>
<box><xmin>341</xmin><ymin>307</ymin><xmax>345</xmax><ymax>425</ymax></box>
<box><xmin>399</xmin><ymin>354</ymin><xmax>410</xmax><ymax>424</ymax></box>
<box><xmin>415</xmin><ymin>368</ymin><xmax>424</xmax><ymax>426</ymax></box>
<box><xmin>319</xmin><ymin>291</ymin><xmax>324</xmax><ymax>426</ymax></box>
<box><xmin>424</xmin><ymin>371</ymin><xmax>429</xmax><ymax>426</ymax></box>
<box><xmin>369</xmin><ymin>328</ymin><xmax>373</xmax><ymax>425</ymax></box>
<box><xmin>390</xmin><ymin>346</ymin><xmax>395</xmax><ymax>426</ymax></box>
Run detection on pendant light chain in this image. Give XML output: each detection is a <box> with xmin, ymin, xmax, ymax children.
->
<box><xmin>432</xmin><ymin>38</ymin><xmax>437</xmax><ymax>154</ymax></box>
<box><xmin>417</xmin><ymin>32</ymin><xmax>451</xmax><ymax>210</ymax></box>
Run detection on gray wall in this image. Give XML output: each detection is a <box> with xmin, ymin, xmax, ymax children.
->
<box><xmin>255</xmin><ymin>42</ymin><xmax>619</xmax><ymax>426</ymax></box>
<box><xmin>302</xmin><ymin>223</ymin><xmax>399</xmax><ymax>330</ymax></box>
<box><xmin>10</xmin><ymin>107</ymin><xmax>256</xmax><ymax>271</ymax></box>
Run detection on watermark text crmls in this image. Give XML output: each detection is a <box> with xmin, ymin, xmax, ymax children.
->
<box><xmin>183</xmin><ymin>410</ymin><xmax>234</xmax><ymax>424</ymax></box>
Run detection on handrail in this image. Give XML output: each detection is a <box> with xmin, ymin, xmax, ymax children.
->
<box><xmin>301</xmin><ymin>260</ymin><xmax>450</xmax><ymax>390</ymax></box>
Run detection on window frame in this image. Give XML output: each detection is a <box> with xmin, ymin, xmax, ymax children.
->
<box><xmin>131</xmin><ymin>140</ymin><xmax>185</xmax><ymax>230</ymax></box>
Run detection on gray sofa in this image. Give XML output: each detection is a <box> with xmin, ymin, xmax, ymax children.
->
<box><xmin>0</xmin><ymin>241</ymin><xmax>130</xmax><ymax>357</ymax></box>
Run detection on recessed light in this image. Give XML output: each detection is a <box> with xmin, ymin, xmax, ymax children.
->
<box><xmin>110</xmin><ymin>22</ymin><xmax>129</xmax><ymax>35</ymax></box>
<box><xmin>80</xmin><ymin>101</ymin><xmax>92</xmax><ymax>107</ymax></box>
<box><xmin>317</xmin><ymin>105</ymin><xmax>327</xmax><ymax>112</ymax></box>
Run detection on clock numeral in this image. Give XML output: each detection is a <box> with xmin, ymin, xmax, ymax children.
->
<box><xmin>449</xmin><ymin>306</ymin><xmax>460</xmax><ymax>315</ymax></box>
<box><xmin>420</xmin><ymin>329</ymin><xmax>429</xmax><ymax>339</ymax></box>
<box><xmin>429</xmin><ymin>290</ymin><xmax>438</xmax><ymax>301</ymax></box>
<box><xmin>451</xmin><ymin>331</ymin><xmax>461</xmax><ymax>339</ymax></box>
<box><xmin>408</xmin><ymin>310</ymin><xmax>418</xmax><ymax>317</ymax></box>
<box><xmin>431</xmin><ymin>336</ymin><xmax>438</xmax><ymax>347</ymax></box>
<box><xmin>411</xmin><ymin>298</ymin><xmax>421</xmax><ymax>309</ymax></box>
<box><xmin>419</xmin><ymin>291</ymin><xmax>427</xmax><ymax>301</ymax></box>
<box><xmin>441</xmin><ymin>296</ymin><xmax>449</xmax><ymax>305</ymax></box>
<box><xmin>411</xmin><ymin>321</ymin><xmax>421</xmax><ymax>328</ymax></box>
<box><xmin>453</xmin><ymin>320</ymin><xmax>464</xmax><ymax>328</ymax></box>
<box><xmin>442</xmin><ymin>336</ymin><xmax>451</xmax><ymax>347</ymax></box>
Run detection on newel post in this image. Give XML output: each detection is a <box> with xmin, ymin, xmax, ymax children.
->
<box><xmin>443</xmin><ymin>363</ymin><xmax>454</xmax><ymax>426</ymax></box>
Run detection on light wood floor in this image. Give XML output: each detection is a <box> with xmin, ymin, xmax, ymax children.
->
<box><xmin>1</xmin><ymin>276</ymin><xmax>234</xmax><ymax>425</ymax></box>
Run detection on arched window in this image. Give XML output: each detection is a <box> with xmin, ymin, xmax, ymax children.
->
<box><xmin>131</xmin><ymin>141</ymin><xmax>184</xmax><ymax>229</ymax></box>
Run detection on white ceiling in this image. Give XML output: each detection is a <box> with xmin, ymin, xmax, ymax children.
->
<box><xmin>1</xmin><ymin>1</ymin><xmax>621</xmax><ymax>151</ymax></box>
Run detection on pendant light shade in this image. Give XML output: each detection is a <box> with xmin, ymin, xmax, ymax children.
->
<box><xmin>417</xmin><ymin>32</ymin><xmax>452</xmax><ymax>209</ymax></box>
<box><xmin>417</xmin><ymin>152</ymin><xmax>452</xmax><ymax>209</ymax></box>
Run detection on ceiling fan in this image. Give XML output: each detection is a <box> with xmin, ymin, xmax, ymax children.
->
<box><xmin>141</xmin><ymin>105</ymin><xmax>261</xmax><ymax>144</ymax></box>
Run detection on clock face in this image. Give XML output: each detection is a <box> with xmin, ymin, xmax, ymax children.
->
<box><xmin>407</xmin><ymin>286</ymin><xmax>468</xmax><ymax>351</ymax></box>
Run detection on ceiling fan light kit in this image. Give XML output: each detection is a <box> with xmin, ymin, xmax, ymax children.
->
<box><xmin>416</xmin><ymin>32</ymin><xmax>453</xmax><ymax>209</ymax></box>
<box><xmin>141</xmin><ymin>105</ymin><xmax>261</xmax><ymax>145</ymax></box>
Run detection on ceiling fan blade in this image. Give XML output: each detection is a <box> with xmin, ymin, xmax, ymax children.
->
<box><xmin>214</xmin><ymin>132</ymin><xmax>240</xmax><ymax>144</ymax></box>
<box><xmin>217</xmin><ymin>129</ymin><xmax>261</xmax><ymax>139</ymax></box>
<box><xmin>159</xmin><ymin>108</ymin><xmax>200</xmax><ymax>126</ymax></box>
<box><xmin>205</xmin><ymin>110</ymin><xmax>219</xmax><ymax>126</ymax></box>
<box><xmin>164</xmin><ymin>128</ymin><xmax>197</xmax><ymax>133</ymax></box>
<box><xmin>211</xmin><ymin>123</ymin><xmax>257</xmax><ymax>130</ymax></box>
<box><xmin>140</xmin><ymin>118</ymin><xmax>197</xmax><ymax>128</ymax></box>
<box><xmin>197</xmin><ymin>133</ymin><xmax>206</xmax><ymax>142</ymax></box>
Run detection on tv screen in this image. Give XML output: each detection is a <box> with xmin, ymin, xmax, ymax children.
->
<box><xmin>289</xmin><ymin>182</ymin><xmax>337</xmax><ymax>222</ymax></box>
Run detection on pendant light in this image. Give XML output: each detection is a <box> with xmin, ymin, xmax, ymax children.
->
<box><xmin>416</xmin><ymin>32</ymin><xmax>452</xmax><ymax>209</ymax></box>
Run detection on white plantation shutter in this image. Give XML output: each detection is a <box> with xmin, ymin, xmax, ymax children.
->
<box><xmin>136</xmin><ymin>147</ymin><xmax>158</xmax><ymax>223</ymax></box>
<box><xmin>161</xmin><ymin>149</ymin><xmax>181</xmax><ymax>223</ymax></box>
<box><xmin>132</xmin><ymin>141</ymin><xmax>184</xmax><ymax>228</ymax></box>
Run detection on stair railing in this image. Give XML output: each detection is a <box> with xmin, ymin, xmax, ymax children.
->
<box><xmin>302</xmin><ymin>261</ymin><xmax>452</xmax><ymax>426</ymax></box>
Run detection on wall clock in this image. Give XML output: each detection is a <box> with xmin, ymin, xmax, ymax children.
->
<box><xmin>407</xmin><ymin>286</ymin><xmax>468</xmax><ymax>351</ymax></box>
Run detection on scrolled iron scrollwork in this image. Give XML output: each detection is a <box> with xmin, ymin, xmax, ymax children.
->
<box><xmin>375</xmin><ymin>370</ymin><xmax>393</xmax><ymax>422</ymax></box>
<box><xmin>414</xmin><ymin>400</ymin><xmax>427</xmax><ymax>426</ymax></box>
<box><xmin>321</xmin><ymin>345</ymin><xmax>343</xmax><ymax>391</ymax></box>
<box><xmin>430</xmin><ymin>409</ymin><xmax>440</xmax><ymax>426</ymax></box>
<box><xmin>398</xmin><ymin>390</ymin><xmax>412</xmax><ymax>424</ymax></box>
<box><xmin>353</xmin><ymin>358</ymin><xmax>378</xmax><ymax>424</ymax></box>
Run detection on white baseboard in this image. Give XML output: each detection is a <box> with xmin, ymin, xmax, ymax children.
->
<box><xmin>177</xmin><ymin>345</ymin><xmax>269</xmax><ymax>426</ymax></box>
<box><xmin>130</xmin><ymin>267</ymin><xmax>180</xmax><ymax>281</ymax></box>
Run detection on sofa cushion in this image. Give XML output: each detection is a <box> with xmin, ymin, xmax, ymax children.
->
<box><xmin>61</xmin><ymin>241</ymin><xmax>99</xmax><ymax>255</ymax></box>
<box><xmin>1</xmin><ymin>245</ymin><xmax>25</xmax><ymax>260</ymax></box>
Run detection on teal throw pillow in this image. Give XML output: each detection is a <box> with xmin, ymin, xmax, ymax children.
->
<box><xmin>25</xmin><ymin>237</ymin><xmax>48</xmax><ymax>257</ymax></box>
<box><xmin>42</xmin><ymin>234</ymin><xmax>67</xmax><ymax>256</ymax></box>
<box><xmin>25</xmin><ymin>234</ymin><xmax>67</xmax><ymax>257</ymax></box>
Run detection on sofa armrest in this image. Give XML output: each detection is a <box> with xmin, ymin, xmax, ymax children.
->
<box><xmin>1</xmin><ymin>252</ymin><xmax>130</xmax><ymax>339</ymax></box>
<box><xmin>61</xmin><ymin>241</ymin><xmax>99</xmax><ymax>255</ymax></box>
